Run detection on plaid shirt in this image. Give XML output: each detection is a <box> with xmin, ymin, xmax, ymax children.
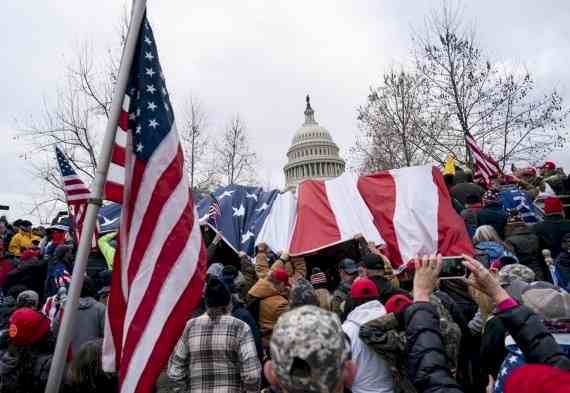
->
<box><xmin>168</xmin><ymin>311</ymin><xmax>261</xmax><ymax>393</ymax></box>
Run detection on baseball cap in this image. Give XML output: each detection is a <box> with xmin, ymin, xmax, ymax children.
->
<box><xmin>498</xmin><ymin>263</ymin><xmax>535</xmax><ymax>287</ymax></box>
<box><xmin>385</xmin><ymin>294</ymin><xmax>413</xmax><ymax>314</ymax></box>
<box><xmin>361</xmin><ymin>254</ymin><xmax>384</xmax><ymax>270</ymax></box>
<box><xmin>351</xmin><ymin>277</ymin><xmax>379</xmax><ymax>300</ymax></box>
<box><xmin>544</xmin><ymin>196</ymin><xmax>564</xmax><ymax>215</ymax></box>
<box><xmin>9</xmin><ymin>308</ymin><xmax>50</xmax><ymax>346</ymax></box>
<box><xmin>522</xmin><ymin>288</ymin><xmax>570</xmax><ymax>320</ymax></box>
<box><xmin>541</xmin><ymin>161</ymin><xmax>556</xmax><ymax>170</ymax></box>
<box><xmin>339</xmin><ymin>258</ymin><xmax>358</xmax><ymax>274</ymax></box>
<box><xmin>270</xmin><ymin>305</ymin><xmax>350</xmax><ymax>393</ymax></box>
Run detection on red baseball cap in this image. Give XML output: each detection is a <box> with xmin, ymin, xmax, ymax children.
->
<box><xmin>385</xmin><ymin>294</ymin><xmax>413</xmax><ymax>314</ymax></box>
<box><xmin>541</xmin><ymin>161</ymin><xmax>556</xmax><ymax>170</ymax></box>
<box><xmin>271</xmin><ymin>268</ymin><xmax>290</xmax><ymax>286</ymax></box>
<box><xmin>544</xmin><ymin>196</ymin><xmax>564</xmax><ymax>215</ymax></box>
<box><xmin>9</xmin><ymin>308</ymin><xmax>50</xmax><ymax>346</ymax></box>
<box><xmin>351</xmin><ymin>277</ymin><xmax>379</xmax><ymax>300</ymax></box>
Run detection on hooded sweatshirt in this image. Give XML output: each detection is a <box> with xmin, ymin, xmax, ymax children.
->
<box><xmin>52</xmin><ymin>296</ymin><xmax>105</xmax><ymax>356</ymax></box>
<box><xmin>247</xmin><ymin>279</ymin><xmax>288</xmax><ymax>342</ymax></box>
<box><xmin>342</xmin><ymin>300</ymin><xmax>394</xmax><ymax>393</ymax></box>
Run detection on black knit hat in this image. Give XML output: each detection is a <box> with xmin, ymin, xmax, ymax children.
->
<box><xmin>205</xmin><ymin>277</ymin><xmax>231</xmax><ymax>308</ymax></box>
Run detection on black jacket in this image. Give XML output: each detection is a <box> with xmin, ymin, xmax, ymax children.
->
<box><xmin>533</xmin><ymin>215</ymin><xmax>570</xmax><ymax>258</ymax></box>
<box><xmin>479</xmin><ymin>316</ymin><xmax>507</xmax><ymax>378</ymax></box>
<box><xmin>506</xmin><ymin>226</ymin><xmax>547</xmax><ymax>281</ymax></box>
<box><xmin>450</xmin><ymin>183</ymin><xmax>485</xmax><ymax>206</ymax></box>
<box><xmin>369</xmin><ymin>275</ymin><xmax>411</xmax><ymax>305</ymax></box>
<box><xmin>406</xmin><ymin>302</ymin><xmax>570</xmax><ymax>393</ymax></box>
<box><xmin>475</xmin><ymin>204</ymin><xmax>507</xmax><ymax>238</ymax></box>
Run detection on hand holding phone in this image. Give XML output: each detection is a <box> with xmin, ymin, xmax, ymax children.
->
<box><xmin>439</xmin><ymin>256</ymin><xmax>467</xmax><ymax>279</ymax></box>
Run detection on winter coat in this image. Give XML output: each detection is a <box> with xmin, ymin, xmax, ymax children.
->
<box><xmin>533</xmin><ymin>216</ymin><xmax>570</xmax><ymax>258</ymax></box>
<box><xmin>247</xmin><ymin>279</ymin><xmax>288</xmax><ymax>344</ymax></box>
<box><xmin>405</xmin><ymin>302</ymin><xmax>464</xmax><ymax>393</ymax></box>
<box><xmin>97</xmin><ymin>232</ymin><xmax>116</xmax><ymax>270</ymax></box>
<box><xmin>474</xmin><ymin>241</ymin><xmax>509</xmax><ymax>263</ymax></box>
<box><xmin>8</xmin><ymin>231</ymin><xmax>37</xmax><ymax>257</ymax></box>
<box><xmin>314</xmin><ymin>287</ymin><xmax>332</xmax><ymax>311</ymax></box>
<box><xmin>232</xmin><ymin>299</ymin><xmax>263</xmax><ymax>361</ymax></box>
<box><xmin>53</xmin><ymin>296</ymin><xmax>105</xmax><ymax>356</ymax></box>
<box><xmin>3</xmin><ymin>258</ymin><xmax>47</xmax><ymax>300</ymax></box>
<box><xmin>475</xmin><ymin>204</ymin><xmax>507</xmax><ymax>238</ymax></box>
<box><xmin>331</xmin><ymin>280</ymin><xmax>352</xmax><ymax>319</ymax></box>
<box><xmin>342</xmin><ymin>301</ymin><xmax>394</xmax><ymax>393</ymax></box>
<box><xmin>506</xmin><ymin>226</ymin><xmax>547</xmax><ymax>281</ymax></box>
<box><xmin>461</xmin><ymin>205</ymin><xmax>482</xmax><ymax>238</ymax></box>
<box><xmin>555</xmin><ymin>251</ymin><xmax>570</xmax><ymax>291</ymax></box>
<box><xmin>0</xmin><ymin>337</ymin><xmax>54</xmax><ymax>393</ymax></box>
<box><xmin>479</xmin><ymin>316</ymin><xmax>508</xmax><ymax>379</ymax></box>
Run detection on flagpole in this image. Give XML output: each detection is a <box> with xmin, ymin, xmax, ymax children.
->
<box><xmin>45</xmin><ymin>1</ymin><xmax>147</xmax><ymax>392</ymax></box>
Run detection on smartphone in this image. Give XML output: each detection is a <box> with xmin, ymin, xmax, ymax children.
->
<box><xmin>439</xmin><ymin>256</ymin><xmax>467</xmax><ymax>279</ymax></box>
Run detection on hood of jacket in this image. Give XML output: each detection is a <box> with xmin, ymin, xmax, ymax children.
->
<box><xmin>248</xmin><ymin>278</ymin><xmax>282</xmax><ymax>300</ymax></box>
<box><xmin>476</xmin><ymin>241</ymin><xmax>508</xmax><ymax>260</ymax></box>
<box><xmin>78</xmin><ymin>296</ymin><xmax>97</xmax><ymax>310</ymax></box>
<box><xmin>346</xmin><ymin>300</ymin><xmax>386</xmax><ymax>326</ymax></box>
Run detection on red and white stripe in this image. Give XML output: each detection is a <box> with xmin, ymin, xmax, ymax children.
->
<box><xmin>258</xmin><ymin>165</ymin><xmax>473</xmax><ymax>268</ymax></box>
<box><xmin>465</xmin><ymin>131</ymin><xmax>501</xmax><ymax>187</ymax></box>
<box><xmin>102</xmin><ymin>123</ymin><xmax>207</xmax><ymax>393</ymax></box>
<box><xmin>104</xmin><ymin>97</ymin><xmax>129</xmax><ymax>204</ymax></box>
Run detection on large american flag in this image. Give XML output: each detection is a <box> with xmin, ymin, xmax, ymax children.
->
<box><xmin>102</xmin><ymin>15</ymin><xmax>207</xmax><ymax>393</ymax></box>
<box><xmin>465</xmin><ymin>131</ymin><xmax>501</xmax><ymax>187</ymax></box>
<box><xmin>55</xmin><ymin>146</ymin><xmax>93</xmax><ymax>244</ymax></box>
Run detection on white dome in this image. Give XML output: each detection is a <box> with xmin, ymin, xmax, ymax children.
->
<box><xmin>283</xmin><ymin>96</ymin><xmax>346</xmax><ymax>189</ymax></box>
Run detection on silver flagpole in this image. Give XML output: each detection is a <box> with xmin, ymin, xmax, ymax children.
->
<box><xmin>45</xmin><ymin>0</ymin><xmax>147</xmax><ymax>392</ymax></box>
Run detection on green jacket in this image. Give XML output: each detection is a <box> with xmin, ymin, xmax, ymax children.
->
<box><xmin>97</xmin><ymin>232</ymin><xmax>117</xmax><ymax>270</ymax></box>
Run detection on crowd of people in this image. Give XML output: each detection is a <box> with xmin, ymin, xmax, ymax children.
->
<box><xmin>0</xmin><ymin>160</ymin><xmax>568</xmax><ymax>393</ymax></box>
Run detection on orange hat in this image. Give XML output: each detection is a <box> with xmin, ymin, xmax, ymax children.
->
<box><xmin>351</xmin><ymin>277</ymin><xmax>379</xmax><ymax>300</ymax></box>
<box><xmin>544</xmin><ymin>196</ymin><xmax>564</xmax><ymax>215</ymax></box>
<box><xmin>9</xmin><ymin>308</ymin><xmax>50</xmax><ymax>346</ymax></box>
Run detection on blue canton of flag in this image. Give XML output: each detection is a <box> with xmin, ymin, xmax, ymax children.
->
<box><xmin>197</xmin><ymin>185</ymin><xmax>279</xmax><ymax>256</ymax></box>
<box><xmin>500</xmin><ymin>187</ymin><xmax>539</xmax><ymax>223</ymax></box>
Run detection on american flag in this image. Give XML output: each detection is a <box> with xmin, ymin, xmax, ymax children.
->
<box><xmin>55</xmin><ymin>146</ymin><xmax>94</xmax><ymax>244</ymax></box>
<box><xmin>102</xmin><ymin>16</ymin><xmax>207</xmax><ymax>393</ymax></box>
<box><xmin>207</xmin><ymin>193</ymin><xmax>221</xmax><ymax>226</ymax></box>
<box><xmin>465</xmin><ymin>131</ymin><xmax>501</xmax><ymax>187</ymax></box>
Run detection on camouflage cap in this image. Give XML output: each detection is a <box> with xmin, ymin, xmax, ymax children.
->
<box><xmin>498</xmin><ymin>263</ymin><xmax>535</xmax><ymax>286</ymax></box>
<box><xmin>270</xmin><ymin>305</ymin><xmax>350</xmax><ymax>393</ymax></box>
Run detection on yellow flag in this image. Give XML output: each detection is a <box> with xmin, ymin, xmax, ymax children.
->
<box><xmin>443</xmin><ymin>155</ymin><xmax>456</xmax><ymax>176</ymax></box>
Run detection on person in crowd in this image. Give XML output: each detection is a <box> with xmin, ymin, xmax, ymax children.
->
<box><xmin>8</xmin><ymin>220</ymin><xmax>36</xmax><ymax>257</ymax></box>
<box><xmin>533</xmin><ymin>196</ymin><xmax>570</xmax><ymax>259</ymax></box>
<box><xmin>64</xmin><ymin>339</ymin><xmax>117</xmax><ymax>393</ymax></box>
<box><xmin>310</xmin><ymin>267</ymin><xmax>332</xmax><ymax>310</ymax></box>
<box><xmin>288</xmin><ymin>278</ymin><xmax>319</xmax><ymax>310</ymax></box>
<box><xmin>16</xmin><ymin>290</ymin><xmax>39</xmax><ymax>310</ymax></box>
<box><xmin>342</xmin><ymin>277</ymin><xmax>394</xmax><ymax>393</ymax></box>
<box><xmin>450</xmin><ymin>170</ymin><xmax>486</xmax><ymax>206</ymax></box>
<box><xmin>358</xmin><ymin>254</ymin><xmax>410</xmax><ymax>304</ymax></box>
<box><xmin>255</xmin><ymin>243</ymin><xmax>306</xmax><ymax>284</ymax></box>
<box><xmin>45</xmin><ymin>245</ymin><xmax>73</xmax><ymax>298</ymax></box>
<box><xmin>493</xmin><ymin>286</ymin><xmax>570</xmax><ymax>393</ymax></box>
<box><xmin>472</xmin><ymin>225</ymin><xmax>512</xmax><ymax>263</ymax></box>
<box><xmin>505</xmin><ymin>211</ymin><xmax>546</xmax><ymax>280</ymax></box>
<box><xmin>222</xmin><ymin>264</ymin><xmax>263</xmax><ymax>361</ymax></box>
<box><xmin>0</xmin><ymin>285</ymin><xmax>27</xmax><ymax>329</ymax></box>
<box><xmin>461</xmin><ymin>193</ymin><xmax>484</xmax><ymax>237</ymax></box>
<box><xmin>331</xmin><ymin>258</ymin><xmax>359</xmax><ymax>318</ymax></box>
<box><xmin>52</xmin><ymin>276</ymin><xmax>105</xmax><ymax>356</ymax></box>
<box><xmin>554</xmin><ymin>233</ymin><xmax>570</xmax><ymax>291</ymax></box>
<box><xmin>404</xmin><ymin>254</ymin><xmax>570</xmax><ymax>393</ymax></box>
<box><xmin>475</xmin><ymin>190</ymin><xmax>507</xmax><ymax>238</ymax></box>
<box><xmin>264</xmin><ymin>305</ymin><xmax>356</xmax><ymax>393</ymax></box>
<box><xmin>247</xmin><ymin>267</ymin><xmax>289</xmax><ymax>347</ymax></box>
<box><xmin>540</xmin><ymin>161</ymin><xmax>568</xmax><ymax>195</ymax></box>
<box><xmin>97</xmin><ymin>231</ymin><xmax>116</xmax><ymax>270</ymax></box>
<box><xmin>0</xmin><ymin>308</ymin><xmax>54</xmax><ymax>393</ymax></box>
<box><xmin>168</xmin><ymin>277</ymin><xmax>261</xmax><ymax>393</ymax></box>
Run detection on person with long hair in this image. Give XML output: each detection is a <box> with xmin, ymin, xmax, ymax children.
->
<box><xmin>65</xmin><ymin>339</ymin><xmax>117</xmax><ymax>393</ymax></box>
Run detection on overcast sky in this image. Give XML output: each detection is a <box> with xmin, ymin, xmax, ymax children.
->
<box><xmin>2</xmin><ymin>1</ymin><xmax>570</xmax><ymax>223</ymax></box>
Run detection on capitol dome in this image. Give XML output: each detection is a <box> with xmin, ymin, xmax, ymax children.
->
<box><xmin>284</xmin><ymin>95</ymin><xmax>345</xmax><ymax>189</ymax></box>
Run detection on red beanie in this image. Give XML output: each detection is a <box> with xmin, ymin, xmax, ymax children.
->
<box><xmin>505</xmin><ymin>364</ymin><xmax>570</xmax><ymax>393</ymax></box>
<box><xmin>9</xmin><ymin>308</ymin><xmax>50</xmax><ymax>346</ymax></box>
<box><xmin>544</xmin><ymin>197</ymin><xmax>564</xmax><ymax>215</ymax></box>
<box><xmin>385</xmin><ymin>294</ymin><xmax>413</xmax><ymax>314</ymax></box>
<box><xmin>271</xmin><ymin>268</ymin><xmax>290</xmax><ymax>286</ymax></box>
<box><xmin>351</xmin><ymin>277</ymin><xmax>379</xmax><ymax>300</ymax></box>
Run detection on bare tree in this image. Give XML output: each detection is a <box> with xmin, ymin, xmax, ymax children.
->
<box><xmin>413</xmin><ymin>2</ymin><xmax>567</xmax><ymax>167</ymax></box>
<box><xmin>178</xmin><ymin>96</ymin><xmax>218</xmax><ymax>192</ymax></box>
<box><xmin>214</xmin><ymin>115</ymin><xmax>258</xmax><ymax>185</ymax></box>
<box><xmin>352</xmin><ymin>69</ymin><xmax>450</xmax><ymax>173</ymax></box>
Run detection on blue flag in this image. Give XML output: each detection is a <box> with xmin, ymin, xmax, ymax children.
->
<box><xmin>500</xmin><ymin>188</ymin><xmax>539</xmax><ymax>223</ymax></box>
<box><xmin>197</xmin><ymin>185</ymin><xmax>279</xmax><ymax>256</ymax></box>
